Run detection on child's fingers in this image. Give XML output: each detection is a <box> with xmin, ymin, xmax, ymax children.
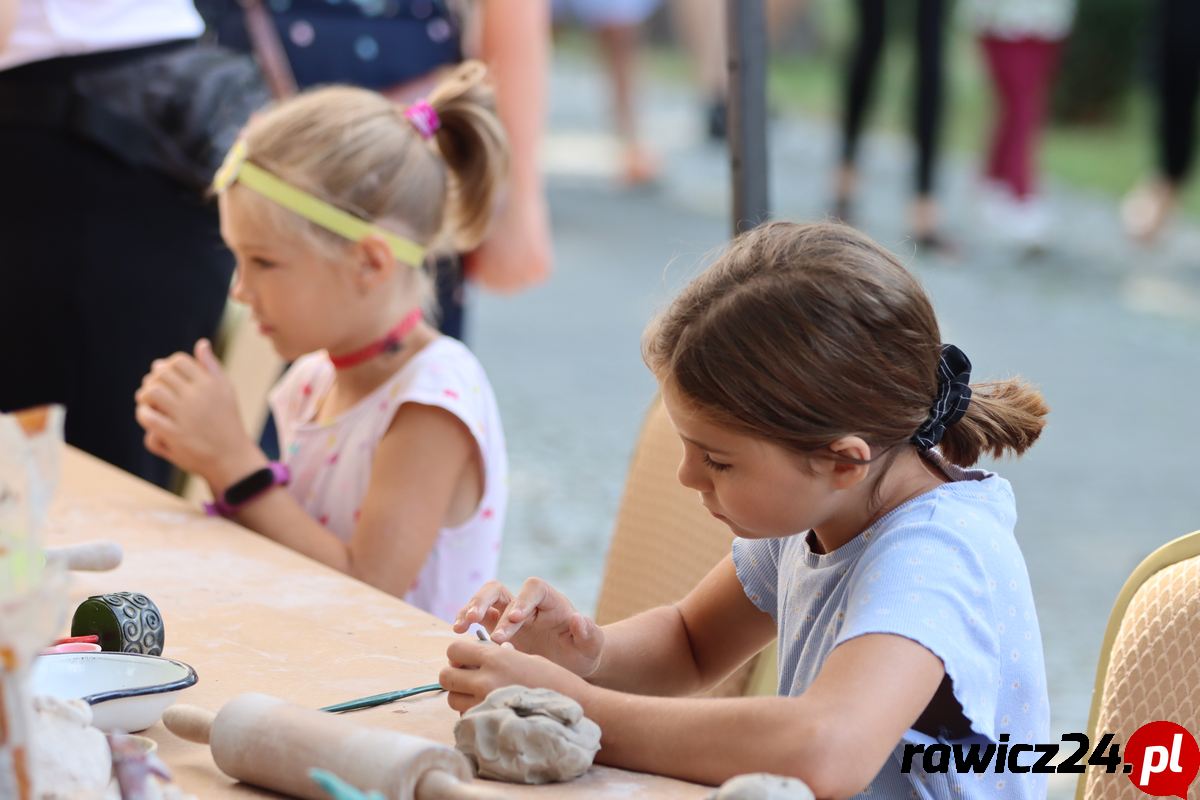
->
<box><xmin>438</xmin><ymin>663</ymin><xmax>481</xmax><ymax>713</ymax></box>
<box><xmin>445</xmin><ymin>640</ymin><xmax>490</xmax><ymax>669</ymax></box>
<box><xmin>137</xmin><ymin>376</ymin><xmax>171</xmax><ymax>403</ymax></box>
<box><xmin>144</xmin><ymin>364</ymin><xmax>188</xmax><ymax>397</ymax></box>
<box><xmin>135</xmin><ymin>404</ymin><xmax>181</xmax><ymax>439</ymax></box>
<box><xmin>135</xmin><ymin>384</ymin><xmax>179</xmax><ymax>415</ymax></box>
<box><xmin>492</xmin><ymin>579</ymin><xmax>557</xmax><ymax>642</ymax></box>
<box><xmin>143</xmin><ymin>431</ymin><xmax>171</xmax><ymax>458</ymax></box>
<box><xmin>490</xmin><ymin>602</ymin><xmax>526</xmax><ymax>643</ymax></box>
<box><xmin>153</xmin><ymin>353</ymin><xmax>203</xmax><ymax>382</ymax></box>
<box><xmin>509</xmin><ymin>577</ymin><xmax>554</xmax><ymax>621</ymax></box>
<box><xmin>445</xmin><ymin>691</ymin><xmax>477</xmax><ymax>715</ymax></box>
<box><xmin>454</xmin><ymin>582</ymin><xmax>514</xmax><ymax>630</ymax></box>
<box><xmin>194</xmin><ymin>338</ymin><xmax>223</xmax><ymax>375</ymax></box>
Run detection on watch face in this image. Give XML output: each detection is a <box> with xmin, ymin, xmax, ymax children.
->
<box><xmin>224</xmin><ymin>467</ymin><xmax>277</xmax><ymax>506</ymax></box>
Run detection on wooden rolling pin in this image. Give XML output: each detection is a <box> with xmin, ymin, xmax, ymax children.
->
<box><xmin>45</xmin><ymin>541</ymin><xmax>124</xmax><ymax>571</ymax></box>
<box><xmin>163</xmin><ymin>693</ymin><xmax>501</xmax><ymax>800</ymax></box>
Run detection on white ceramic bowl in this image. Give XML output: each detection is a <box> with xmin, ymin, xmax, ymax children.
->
<box><xmin>30</xmin><ymin>652</ymin><xmax>197</xmax><ymax>732</ymax></box>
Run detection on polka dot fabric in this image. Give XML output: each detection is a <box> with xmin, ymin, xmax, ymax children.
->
<box><xmin>210</xmin><ymin>0</ymin><xmax>464</xmax><ymax>92</ymax></box>
<box><xmin>270</xmin><ymin>337</ymin><xmax>507</xmax><ymax>622</ymax></box>
<box><xmin>732</xmin><ymin>455</ymin><xmax>1050</xmax><ymax>798</ymax></box>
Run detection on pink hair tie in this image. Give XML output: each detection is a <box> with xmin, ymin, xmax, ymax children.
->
<box><xmin>404</xmin><ymin>100</ymin><xmax>440</xmax><ymax>140</ymax></box>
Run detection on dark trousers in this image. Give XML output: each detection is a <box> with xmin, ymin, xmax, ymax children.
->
<box><xmin>1155</xmin><ymin>0</ymin><xmax>1200</xmax><ymax>183</ymax></box>
<box><xmin>841</xmin><ymin>0</ymin><xmax>947</xmax><ymax>196</ymax></box>
<box><xmin>0</xmin><ymin>123</ymin><xmax>233</xmax><ymax>488</ymax></box>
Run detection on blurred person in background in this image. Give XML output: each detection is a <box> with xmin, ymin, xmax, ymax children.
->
<box><xmin>553</xmin><ymin>0</ymin><xmax>661</xmax><ymax>186</ymax></box>
<box><xmin>969</xmin><ymin>0</ymin><xmax>1076</xmax><ymax>251</ymax></box>
<box><xmin>1121</xmin><ymin>0</ymin><xmax>1200</xmax><ymax>245</ymax></box>
<box><xmin>668</xmin><ymin>0</ymin><xmax>806</xmax><ymax>142</ymax></box>
<box><xmin>834</xmin><ymin>0</ymin><xmax>950</xmax><ymax>252</ymax></box>
<box><xmin>201</xmin><ymin>0</ymin><xmax>552</xmax><ymax>340</ymax></box>
<box><xmin>0</xmin><ymin>0</ymin><xmax>253</xmax><ymax>487</ymax></box>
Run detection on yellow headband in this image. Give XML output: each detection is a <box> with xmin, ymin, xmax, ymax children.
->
<box><xmin>212</xmin><ymin>140</ymin><xmax>426</xmax><ymax>267</ymax></box>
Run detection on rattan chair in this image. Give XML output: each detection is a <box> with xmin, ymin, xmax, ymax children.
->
<box><xmin>594</xmin><ymin>394</ymin><xmax>776</xmax><ymax>698</ymax></box>
<box><xmin>1078</xmin><ymin>530</ymin><xmax>1200</xmax><ymax>799</ymax></box>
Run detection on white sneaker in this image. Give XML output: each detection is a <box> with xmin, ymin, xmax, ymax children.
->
<box><xmin>1005</xmin><ymin>196</ymin><xmax>1051</xmax><ymax>248</ymax></box>
<box><xmin>978</xmin><ymin>183</ymin><xmax>1051</xmax><ymax>249</ymax></box>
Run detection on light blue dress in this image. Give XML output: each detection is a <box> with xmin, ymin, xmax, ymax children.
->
<box><xmin>733</xmin><ymin>456</ymin><xmax>1050</xmax><ymax>799</ymax></box>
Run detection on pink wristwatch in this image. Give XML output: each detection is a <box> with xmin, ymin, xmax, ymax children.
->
<box><xmin>204</xmin><ymin>461</ymin><xmax>290</xmax><ymax>517</ymax></box>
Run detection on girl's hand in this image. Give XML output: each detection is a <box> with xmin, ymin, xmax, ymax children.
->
<box><xmin>452</xmin><ymin>579</ymin><xmax>604</xmax><ymax>678</ymax></box>
<box><xmin>134</xmin><ymin>339</ymin><xmax>262</xmax><ymax>485</ymax></box>
<box><xmin>440</xmin><ymin>640</ymin><xmax>591</xmax><ymax>714</ymax></box>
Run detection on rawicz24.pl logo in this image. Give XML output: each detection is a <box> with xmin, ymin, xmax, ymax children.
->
<box><xmin>900</xmin><ymin>721</ymin><xmax>1200</xmax><ymax>798</ymax></box>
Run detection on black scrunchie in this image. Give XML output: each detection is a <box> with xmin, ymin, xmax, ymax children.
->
<box><xmin>910</xmin><ymin>344</ymin><xmax>972</xmax><ymax>450</ymax></box>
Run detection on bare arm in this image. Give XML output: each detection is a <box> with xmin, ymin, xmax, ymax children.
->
<box><xmin>443</xmin><ymin>632</ymin><xmax>945</xmax><ymax>797</ymax></box>
<box><xmin>463</xmin><ymin>0</ymin><xmax>552</xmax><ymax>291</ymax></box>
<box><xmin>134</xmin><ymin>345</ymin><xmax>478</xmax><ymax>599</ymax></box>
<box><xmin>455</xmin><ymin>555</ymin><xmax>774</xmax><ymax>696</ymax></box>
<box><xmin>223</xmin><ymin>403</ymin><xmax>478</xmax><ymax>597</ymax></box>
<box><xmin>584</xmin><ymin>634</ymin><xmax>945</xmax><ymax>795</ymax></box>
<box><xmin>589</xmin><ymin>555</ymin><xmax>776</xmax><ymax>695</ymax></box>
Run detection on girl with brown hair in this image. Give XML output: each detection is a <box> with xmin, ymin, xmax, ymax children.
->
<box><xmin>133</xmin><ymin>62</ymin><xmax>508</xmax><ymax>623</ymax></box>
<box><xmin>445</xmin><ymin>221</ymin><xmax>1050</xmax><ymax>797</ymax></box>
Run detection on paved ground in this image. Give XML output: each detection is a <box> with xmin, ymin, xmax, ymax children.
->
<box><xmin>470</xmin><ymin>53</ymin><xmax>1200</xmax><ymax>798</ymax></box>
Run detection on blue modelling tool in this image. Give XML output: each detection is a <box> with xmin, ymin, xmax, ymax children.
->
<box><xmin>319</xmin><ymin>626</ymin><xmax>497</xmax><ymax>714</ymax></box>
<box><xmin>319</xmin><ymin>682</ymin><xmax>443</xmax><ymax>714</ymax></box>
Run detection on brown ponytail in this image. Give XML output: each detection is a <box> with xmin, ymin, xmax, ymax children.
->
<box><xmin>937</xmin><ymin>380</ymin><xmax>1048</xmax><ymax>466</ymax></box>
<box><xmin>428</xmin><ymin>61</ymin><xmax>509</xmax><ymax>251</ymax></box>
<box><xmin>643</xmin><ymin>221</ymin><xmax>1048</xmax><ymax>468</ymax></box>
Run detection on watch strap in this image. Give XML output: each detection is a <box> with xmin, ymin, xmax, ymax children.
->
<box><xmin>204</xmin><ymin>461</ymin><xmax>290</xmax><ymax>517</ymax></box>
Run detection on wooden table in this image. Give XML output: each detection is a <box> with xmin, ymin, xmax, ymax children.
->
<box><xmin>45</xmin><ymin>449</ymin><xmax>709</xmax><ymax>798</ymax></box>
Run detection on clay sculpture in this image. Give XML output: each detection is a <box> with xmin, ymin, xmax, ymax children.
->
<box><xmin>453</xmin><ymin>686</ymin><xmax>601</xmax><ymax>784</ymax></box>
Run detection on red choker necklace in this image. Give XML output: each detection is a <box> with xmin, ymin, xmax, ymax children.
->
<box><xmin>329</xmin><ymin>309</ymin><xmax>424</xmax><ymax>370</ymax></box>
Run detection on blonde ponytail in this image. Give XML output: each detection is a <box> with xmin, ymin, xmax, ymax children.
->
<box><xmin>235</xmin><ymin>59</ymin><xmax>509</xmax><ymax>268</ymax></box>
<box><xmin>427</xmin><ymin>61</ymin><xmax>509</xmax><ymax>251</ymax></box>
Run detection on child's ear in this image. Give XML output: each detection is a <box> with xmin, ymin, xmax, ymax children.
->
<box><xmin>825</xmin><ymin>435</ymin><xmax>872</xmax><ymax>489</ymax></box>
<box><xmin>353</xmin><ymin>235</ymin><xmax>397</xmax><ymax>290</ymax></box>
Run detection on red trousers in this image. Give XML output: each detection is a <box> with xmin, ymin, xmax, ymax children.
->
<box><xmin>981</xmin><ymin>36</ymin><xmax>1063</xmax><ymax>199</ymax></box>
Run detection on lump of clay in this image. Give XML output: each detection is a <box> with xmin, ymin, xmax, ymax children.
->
<box><xmin>29</xmin><ymin>695</ymin><xmax>111</xmax><ymax>799</ymax></box>
<box><xmin>453</xmin><ymin>685</ymin><xmax>601</xmax><ymax>784</ymax></box>
<box><xmin>708</xmin><ymin>773</ymin><xmax>815</xmax><ymax>800</ymax></box>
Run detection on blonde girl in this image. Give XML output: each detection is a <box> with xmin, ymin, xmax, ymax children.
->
<box><xmin>443</xmin><ymin>222</ymin><xmax>1050</xmax><ymax>797</ymax></box>
<box><xmin>135</xmin><ymin>62</ymin><xmax>508</xmax><ymax>622</ymax></box>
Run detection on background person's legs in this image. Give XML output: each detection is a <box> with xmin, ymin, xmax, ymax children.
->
<box><xmin>594</xmin><ymin>21</ymin><xmax>659</xmax><ymax>185</ymax></box>
<box><xmin>1123</xmin><ymin>0</ymin><xmax>1200</xmax><ymax>242</ymax></box>
<box><xmin>836</xmin><ymin>0</ymin><xmax>886</xmax><ymax>221</ymax></box>
<box><xmin>668</xmin><ymin>0</ymin><xmax>727</xmax><ymax>139</ymax></box>
<box><xmin>984</xmin><ymin>37</ymin><xmax>1057</xmax><ymax>199</ymax></box>
<box><xmin>979</xmin><ymin>36</ymin><xmax>1063</xmax><ymax>246</ymax></box>
<box><xmin>1157</xmin><ymin>0</ymin><xmax>1200</xmax><ymax>188</ymax></box>
<box><xmin>910</xmin><ymin>0</ymin><xmax>947</xmax><ymax>244</ymax></box>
